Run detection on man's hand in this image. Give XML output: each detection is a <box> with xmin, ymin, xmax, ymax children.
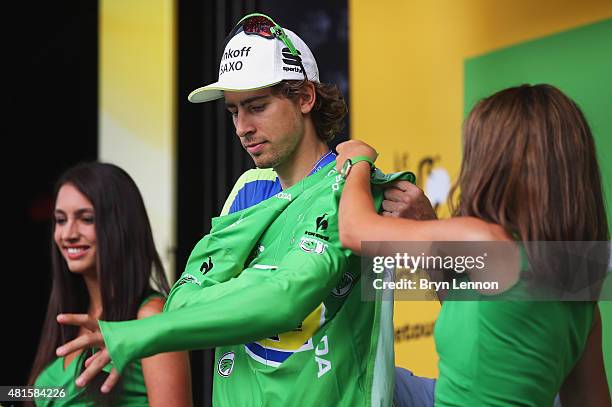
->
<box><xmin>56</xmin><ymin>314</ymin><xmax>120</xmax><ymax>393</ymax></box>
<box><xmin>335</xmin><ymin>140</ymin><xmax>378</xmax><ymax>173</ymax></box>
<box><xmin>382</xmin><ymin>180</ymin><xmax>437</xmax><ymax>220</ymax></box>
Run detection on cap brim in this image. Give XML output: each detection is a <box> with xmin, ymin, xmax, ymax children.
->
<box><xmin>188</xmin><ymin>80</ymin><xmax>283</xmax><ymax>103</ymax></box>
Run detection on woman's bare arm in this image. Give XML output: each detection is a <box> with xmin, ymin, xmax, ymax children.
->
<box><xmin>138</xmin><ymin>297</ymin><xmax>193</xmax><ymax>407</ymax></box>
<box><xmin>336</xmin><ymin>141</ymin><xmax>505</xmax><ymax>254</ymax></box>
<box><xmin>560</xmin><ymin>305</ymin><xmax>610</xmax><ymax>406</ymax></box>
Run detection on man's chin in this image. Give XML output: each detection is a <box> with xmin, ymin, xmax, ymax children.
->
<box><xmin>254</xmin><ymin>162</ymin><xmax>274</xmax><ymax>169</ymax></box>
<box><xmin>251</xmin><ymin>156</ymin><xmax>278</xmax><ymax>169</ymax></box>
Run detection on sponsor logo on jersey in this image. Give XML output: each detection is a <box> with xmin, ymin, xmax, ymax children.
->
<box><xmin>315</xmin><ymin>213</ymin><xmax>328</xmax><ymax>231</ymax></box>
<box><xmin>200</xmin><ymin>256</ymin><xmax>213</xmax><ymax>274</ymax></box>
<box><xmin>315</xmin><ymin>335</ymin><xmax>332</xmax><ymax>378</ymax></box>
<box><xmin>299</xmin><ymin>237</ymin><xmax>327</xmax><ymax>255</ymax></box>
<box><xmin>244</xmin><ymin>305</ymin><xmax>326</xmax><ymax>368</ymax></box>
<box><xmin>217</xmin><ymin>352</ymin><xmax>235</xmax><ymax>377</ymax></box>
<box><xmin>304</xmin><ymin>213</ymin><xmax>330</xmax><ymax>241</ymax></box>
<box><xmin>304</xmin><ymin>230</ymin><xmax>329</xmax><ymax>241</ymax></box>
<box><xmin>275</xmin><ymin>191</ymin><xmax>292</xmax><ymax>201</ymax></box>
<box><xmin>176</xmin><ymin>274</ymin><xmax>201</xmax><ymax>286</ymax></box>
<box><xmin>331</xmin><ymin>272</ymin><xmax>354</xmax><ymax>297</ymax></box>
<box><xmin>331</xmin><ymin>173</ymin><xmax>343</xmax><ymax>192</ymax></box>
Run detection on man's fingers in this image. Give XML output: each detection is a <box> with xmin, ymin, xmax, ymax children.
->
<box><xmin>382</xmin><ymin>199</ymin><xmax>405</xmax><ymax>213</ymax></box>
<box><xmin>384</xmin><ymin>185</ymin><xmax>422</xmax><ymax>202</ymax></box>
<box><xmin>57</xmin><ymin>332</ymin><xmax>103</xmax><ymax>356</ymax></box>
<box><xmin>384</xmin><ymin>188</ymin><xmax>412</xmax><ymax>202</ymax></box>
<box><xmin>101</xmin><ymin>368</ymin><xmax>121</xmax><ymax>394</ymax></box>
<box><xmin>75</xmin><ymin>350</ymin><xmax>111</xmax><ymax>388</ymax></box>
<box><xmin>387</xmin><ymin>180</ymin><xmax>416</xmax><ymax>192</ymax></box>
<box><xmin>382</xmin><ymin>210</ymin><xmax>398</xmax><ymax>218</ymax></box>
<box><xmin>57</xmin><ymin>314</ymin><xmax>99</xmax><ymax>332</ymax></box>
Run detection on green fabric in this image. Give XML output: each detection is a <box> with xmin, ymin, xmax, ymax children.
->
<box><xmin>434</xmin><ymin>278</ymin><xmax>595</xmax><ymax>406</ymax></box>
<box><xmin>99</xmin><ymin>162</ymin><xmax>414</xmax><ymax>407</ymax></box>
<box><xmin>34</xmin><ymin>294</ymin><xmax>162</xmax><ymax>406</ymax></box>
<box><xmin>34</xmin><ymin>355</ymin><xmax>147</xmax><ymax>406</ymax></box>
<box><xmin>464</xmin><ymin>19</ymin><xmax>612</xmax><ymax>388</ymax></box>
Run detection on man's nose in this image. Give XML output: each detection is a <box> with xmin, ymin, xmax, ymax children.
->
<box><xmin>235</xmin><ymin>113</ymin><xmax>255</xmax><ymax>138</ymax></box>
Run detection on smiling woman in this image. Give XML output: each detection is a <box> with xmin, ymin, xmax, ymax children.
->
<box><xmin>27</xmin><ymin>162</ymin><xmax>192</xmax><ymax>407</ymax></box>
<box><xmin>53</xmin><ymin>184</ymin><xmax>97</xmax><ymax>275</ymax></box>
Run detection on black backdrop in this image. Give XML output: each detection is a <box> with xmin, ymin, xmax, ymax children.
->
<box><xmin>5</xmin><ymin>0</ymin><xmax>98</xmax><ymax>390</ymax></box>
<box><xmin>5</xmin><ymin>1</ymin><xmax>347</xmax><ymax>405</ymax></box>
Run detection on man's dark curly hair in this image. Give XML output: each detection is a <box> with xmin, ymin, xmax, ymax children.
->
<box><xmin>271</xmin><ymin>80</ymin><xmax>347</xmax><ymax>142</ymax></box>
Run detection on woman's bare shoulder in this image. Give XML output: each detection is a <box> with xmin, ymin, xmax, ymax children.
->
<box><xmin>436</xmin><ymin>216</ymin><xmax>513</xmax><ymax>242</ymax></box>
<box><xmin>137</xmin><ymin>296</ymin><xmax>165</xmax><ymax>319</ymax></box>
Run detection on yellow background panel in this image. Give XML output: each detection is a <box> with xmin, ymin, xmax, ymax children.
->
<box><xmin>350</xmin><ymin>0</ymin><xmax>612</xmax><ymax>377</ymax></box>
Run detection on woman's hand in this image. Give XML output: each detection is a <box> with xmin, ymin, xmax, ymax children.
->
<box><xmin>335</xmin><ymin>140</ymin><xmax>378</xmax><ymax>173</ymax></box>
<box><xmin>56</xmin><ymin>314</ymin><xmax>120</xmax><ymax>393</ymax></box>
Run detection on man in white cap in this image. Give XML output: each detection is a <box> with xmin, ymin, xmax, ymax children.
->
<box><xmin>55</xmin><ymin>13</ymin><xmax>436</xmax><ymax>406</ymax></box>
<box><xmin>189</xmin><ymin>13</ymin><xmax>344</xmax><ymax>198</ymax></box>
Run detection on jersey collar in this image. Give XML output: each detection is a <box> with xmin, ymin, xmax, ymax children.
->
<box><xmin>274</xmin><ymin>150</ymin><xmax>336</xmax><ymax>191</ymax></box>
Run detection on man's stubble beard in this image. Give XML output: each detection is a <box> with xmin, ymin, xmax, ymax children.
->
<box><xmin>251</xmin><ymin>142</ymin><xmax>295</xmax><ymax>169</ymax></box>
<box><xmin>251</xmin><ymin>120</ymin><xmax>304</xmax><ymax>170</ymax></box>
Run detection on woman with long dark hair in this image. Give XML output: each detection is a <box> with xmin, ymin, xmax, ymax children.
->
<box><xmin>336</xmin><ymin>84</ymin><xmax>610</xmax><ymax>406</ymax></box>
<box><xmin>29</xmin><ymin>162</ymin><xmax>191</xmax><ymax>406</ymax></box>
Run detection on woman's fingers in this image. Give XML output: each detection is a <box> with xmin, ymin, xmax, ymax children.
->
<box><xmin>101</xmin><ymin>368</ymin><xmax>121</xmax><ymax>393</ymax></box>
<box><xmin>57</xmin><ymin>314</ymin><xmax>100</xmax><ymax>332</ymax></box>
<box><xmin>75</xmin><ymin>349</ymin><xmax>111</xmax><ymax>388</ymax></box>
<box><xmin>84</xmin><ymin>350</ymin><xmax>102</xmax><ymax>368</ymax></box>
<box><xmin>55</xmin><ymin>313</ymin><xmax>117</xmax><ymax>391</ymax></box>
<box><xmin>56</xmin><ymin>331</ymin><xmax>104</xmax><ymax>356</ymax></box>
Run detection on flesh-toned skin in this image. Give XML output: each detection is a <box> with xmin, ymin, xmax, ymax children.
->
<box><xmin>54</xmin><ymin>184</ymin><xmax>192</xmax><ymax>406</ymax></box>
<box><xmin>335</xmin><ymin>139</ymin><xmax>610</xmax><ymax>407</ymax></box>
<box><xmin>55</xmin><ymin>84</ymin><xmax>327</xmax><ymax>393</ymax></box>
<box><xmin>54</xmin><ymin>89</ymin><xmax>437</xmax><ymax>396</ymax></box>
<box><xmin>54</xmin><ymin>184</ymin><xmax>98</xmax><ymax>277</ymax></box>
<box><xmin>224</xmin><ymin>85</ymin><xmax>327</xmax><ymax>189</ymax></box>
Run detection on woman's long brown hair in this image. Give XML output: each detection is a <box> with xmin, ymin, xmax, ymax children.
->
<box><xmin>451</xmin><ymin>84</ymin><xmax>609</xmax><ymax>289</ymax></box>
<box><xmin>27</xmin><ymin>163</ymin><xmax>170</xmax><ymax>404</ymax></box>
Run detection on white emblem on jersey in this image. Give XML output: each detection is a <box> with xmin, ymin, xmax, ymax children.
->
<box><xmin>299</xmin><ymin>237</ymin><xmax>327</xmax><ymax>255</ymax></box>
<box><xmin>315</xmin><ymin>335</ymin><xmax>331</xmax><ymax>378</ymax></box>
<box><xmin>253</xmin><ymin>264</ymin><xmax>278</xmax><ymax>270</ymax></box>
<box><xmin>275</xmin><ymin>192</ymin><xmax>292</xmax><ymax>201</ymax></box>
<box><xmin>217</xmin><ymin>352</ymin><xmax>235</xmax><ymax>377</ymax></box>
<box><xmin>228</xmin><ymin>218</ymin><xmax>244</xmax><ymax>228</ymax></box>
<box><xmin>331</xmin><ymin>174</ymin><xmax>343</xmax><ymax>191</ymax></box>
<box><xmin>178</xmin><ymin>274</ymin><xmax>202</xmax><ymax>286</ymax></box>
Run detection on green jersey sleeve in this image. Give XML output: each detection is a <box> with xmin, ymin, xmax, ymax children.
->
<box><xmin>98</xmin><ymin>162</ymin><xmax>414</xmax><ymax>378</ymax></box>
<box><xmin>99</xmin><ymin>230</ymin><xmax>347</xmax><ymax>373</ymax></box>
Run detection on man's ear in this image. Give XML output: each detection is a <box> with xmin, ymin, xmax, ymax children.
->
<box><xmin>299</xmin><ymin>82</ymin><xmax>316</xmax><ymax>114</ymax></box>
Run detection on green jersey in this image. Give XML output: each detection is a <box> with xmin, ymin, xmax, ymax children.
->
<box><xmin>35</xmin><ymin>295</ymin><xmax>162</xmax><ymax>406</ymax></box>
<box><xmin>98</xmin><ymin>162</ymin><xmax>414</xmax><ymax>406</ymax></box>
